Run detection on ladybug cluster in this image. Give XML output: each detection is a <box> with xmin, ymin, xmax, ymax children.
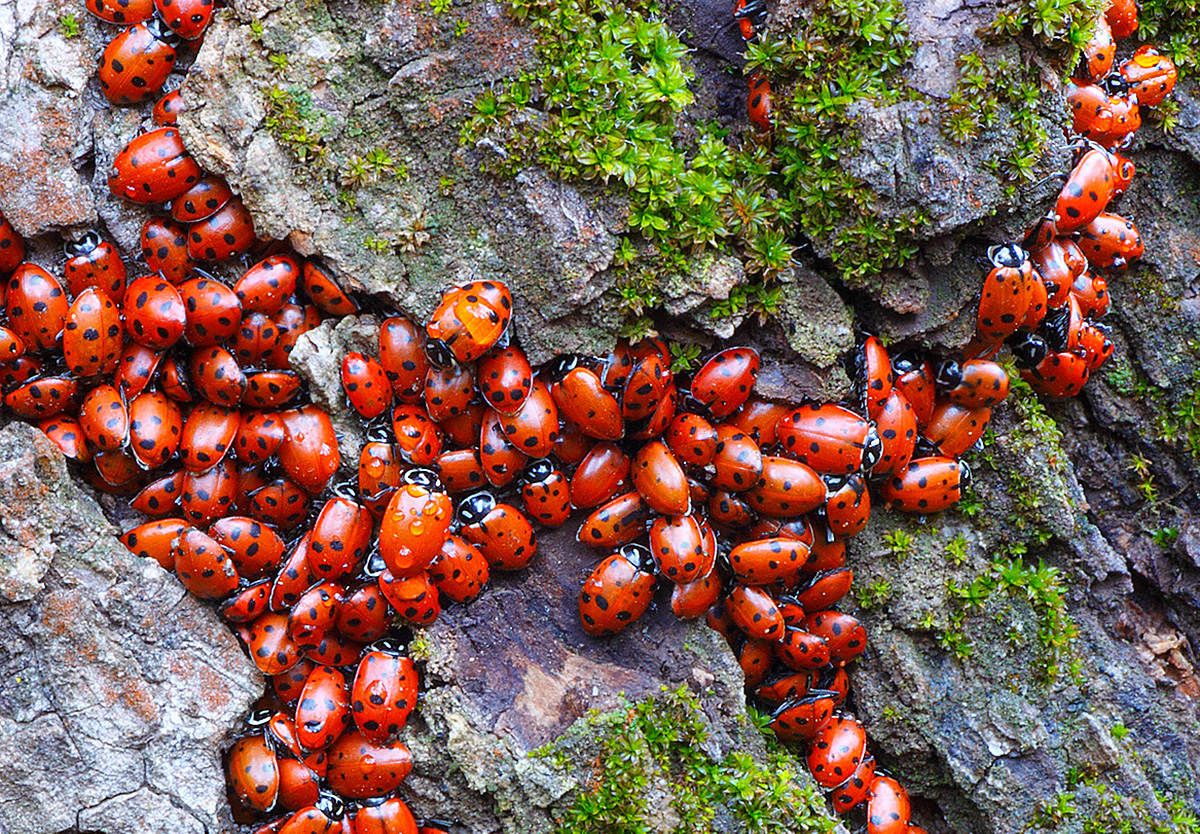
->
<box><xmin>0</xmin><ymin>0</ymin><xmax>1178</xmax><ymax>827</ymax></box>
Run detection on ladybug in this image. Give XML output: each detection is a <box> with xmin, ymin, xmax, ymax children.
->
<box><xmin>0</xmin><ymin>213</ymin><xmax>25</xmax><ymax>274</ymax></box>
<box><xmin>706</xmin><ymin>488</ymin><xmax>753</xmax><ymax>528</ymax></box>
<box><xmin>4</xmin><ymin>376</ymin><xmax>76</xmax><ymax>420</ymax></box>
<box><xmin>1077</xmin><ymin>322</ymin><xmax>1114</xmax><ymax>371</ymax></box>
<box><xmin>341</xmin><ymin>352</ymin><xmax>393</xmax><ymax>419</ymax></box>
<box><xmin>647</xmin><ymin>513</ymin><xmax>707</xmax><ymax>584</ymax></box>
<box><xmin>227</xmin><ymin>734</ymin><xmax>280</xmax><ymax>812</ymax></box>
<box><xmin>180</xmin><ymin>458</ymin><xmax>238</xmax><ymax>524</ymax></box>
<box><xmin>795</xmin><ymin>566</ymin><xmax>854</xmax><ymax>610</ymax></box>
<box><xmin>86</xmin><ymin>0</ymin><xmax>155</xmax><ymax>22</ymax></box>
<box><xmin>336</xmin><ymin>584</ymin><xmax>392</xmax><ymax>643</ymax></box>
<box><xmin>309</xmin><ymin>497</ymin><xmax>373</xmax><ymax>581</ymax></box>
<box><xmin>1119</xmin><ymin>48</ymin><xmax>1176</xmax><ymax>108</ymax></box>
<box><xmin>179</xmin><ymin>401</ymin><xmax>239</xmax><ymax>472</ymax></box>
<box><xmin>890</xmin><ymin>353</ymin><xmax>935</xmax><ymax>428</ymax></box>
<box><xmin>154</xmin><ymin>0</ymin><xmax>214</xmax><ymax>39</ymax></box>
<box><xmin>728</xmin><ymin>537</ymin><xmax>809</xmax><ymax>586</ymax></box>
<box><xmin>458</xmin><ymin>491</ymin><xmax>538</xmax><ymax>571</ymax></box>
<box><xmin>630</xmin><ymin>440</ymin><xmax>690</xmax><ymax>515</ymax></box>
<box><xmin>733</xmin><ymin>0</ymin><xmax>766</xmax><ymax>39</ymax></box>
<box><xmin>391</xmin><ymin>404</ymin><xmax>443</xmax><ymax>465</ymax></box>
<box><xmin>923</xmin><ymin>401</ymin><xmax>990</xmax><ymax>458</ymax></box>
<box><xmin>805</xmin><ymin>610</ymin><xmax>868</xmax><ymax>665</ymax></box>
<box><xmin>867</xmin><ymin>776</ymin><xmax>912</xmax><ymax>834</ymax></box>
<box><xmin>739</xmin><ymin>639</ymin><xmax>775</xmax><ymax>688</ymax></box>
<box><xmin>825</xmin><ymin>474</ymin><xmax>871</xmax><ymax>537</ymax></box>
<box><xmin>63</xmin><ymin>232</ymin><xmax>127</xmax><ymax>303</ymax></box>
<box><xmin>1069</xmin><ymin>271</ymin><xmax>1110</xmax><ymax>319</ymax></box>
<box><xmin>690</xmin><ymin>347</ymin><xmax>760</xmax><ymax>419</ymax></box>
<box><xmin>1089</xmin><ymin>91</ymin><xmax>1141</xmax><ymax>149</ymax></box>
<box><xmin>496</xmin><ymin>378</ymin><xmax>560</xmax><ymax>457</ymax></box>
<box><xmin>775</xmin><ymin>403</ymin><xmax>882</xmax><ymax>475</ymax></box>
<box><xmin>152</xmin><ymin>89</ymin><xmax>186</xmax><ymax>125</ymax></box>
<box><xmin>1078</xmin><ymin>211</ymin><xmax>1143</xmax><ymax>270</ymax></box>
<box><xmin>941</xmin><ymin>358</ymin><xmax>1009</xmax><ymax>408</ymax></box>
<box><xmin>767</xmin><ymin>690</ymin><xmax>837</xmax><ymax>742</ymax></box>
<box><xmin>234</xmin><ymin>410</ymin><xmax>286</xmax><ymax>465</ymax></box>
<box><xmin>124</xmin><ymin>275</ymin><xmax>188</xmax><ymax>349</ymax></box>
<box><xmin>429</xmin><ymin>534</ymin><xmax>490</xmax><ymax>603</ymax></box>
<box><xmin>188</xmin><ymin>197</ymin><xmax>256</xmax><ymax>261</ymax></box>
<box><xmin>670</xmin><ymin>569</ymin><xmax>721</xmax><ymax>620</ymax></box>
<box><xmin>220</xmin><ymin>580</ymin><xmax>271</xmax><ymax>624</ymax></box>
<box><xmin>62</xmin><ymin>288</ymin><xmax>123</xmax><ymax>378</ymax></box>
<box><xmin>1021</xmin><ymin>350</ymin><xmax>1090</xmax><ymax>398</ymax></box>
<box><xmin>1066</xmin><ymin>81</ymin><xmax>1115</xmax><ymax>139</ymax></box>
<box><xmin>121</xmin><ymin>518</ymin><xmax>186</xmax><ymax>568</ymax></box>
<box><xmin>234</xmin><ymin>312</ymin><xmax>281</xmax><ymax>367</ymax></box>
<box><xmin>578</xmin><ymin>543</ymin><xmax>658</xmax><ymax>637</ymax></box>
<box><xmin>210</xmin><ymin>516</ymin><xmax>286</xmax><ymax>580</ymax></box>
<box><xmin>274</xmin><ymin>758</ymin><xmax>320</xmax><ymax>812</ymax></box>
<box><xmin>268</xmin><ymin>535</ymin><xmax>317</xmax><ymax>611</ymax></box>
<box><xmin>353</xmin><ymin>799</ymin><xmax>420</xmax><ymax>834</ymax></box>
<box><xmin>325</xmin><ymin>730</ymin><xmax>413</xmax><ymax>800</ymax></box>
<box><xmin>249</xmin><ymin>478</ymin><xmax>312</xmax><ymax>531</ymax></box>
<box><xmin>664</xmin><ymin>412</ymin><xmax>716</xmax><ymax>467</ymax></box>
<box><xmin>127</xmin><ymin>390</ymin><xmax>183</xmax><ymax>469</ymax></box>
<box><xmin>629</xmin><ymin>377</ymin><xmax>677</xmax><ymax>440</ymax></box>
<box><xmin>1076</xmin><ymin>13</ymin><xmax>1114</xmax><ymax>83</ymax></box>
<box><xmin>359</xmin><ymin>440</ymin><xmax>403</xmax><ymax>516</ymax></box>
<box><xmin>856</xmin><ymin>336</ymin><xmax>895</xmax><ymax>418</ymax></box>
<box><xmin>8</xmin><ymin>263</ymin><xmax>69</xmax><ymax>352</ymax></box>
<box><xmin>620</xmin><ymin>351</ymin><xmax>671</xmax><ymax>423</ymax></box>
<box><xmin>351</xmin><ymin>644</ymin><xmax>418</xmax><ymax>743</ymax></box>
<box><xmin>426</xmin><ymin>280</ymin><xmax>512</xmax><ymax>364</ymax></box>
<box><xmin>300</xmin><ymin>260</ymin><xmax>358</xmax><ymax>316</ymax></box>
<box><xmin>379</xmin><ymin>568</ymin><xmax>441</xmax><ymax>626</ymax></box>
<box><xmin>171</xmin><ymin>174</ymin><xmax>234</xmax><ymax>223</ymax></box>
<box><xmin>295</xmin><ymin>664</ymin><xmax>352</xmax><ymax>750</ymax></box>
<box><xmin>378</xmin><ymin>483</ymin><xmax>454</xmax><ymax>576</ymax></box>
<box><xmin>520</xmin><ymin>458</ymin><xmax>572</xmax><ymax>527</ymax></box>
<box><xmin>79</xmin><ymin>384</ymin><xmax>129</xmax><ymax>452</ymax></box>
<box><xmin>730</xmin><ymin>398</ymin><xmax>790</xmax><ymax>446</ymax></box>
<box><xmin>39</xmin><ymin>416</ymin><xmax>92</xmax><ymax>463</ymax></box>
<box><xmin>172</xmin><ymin>527</ymin><xmax>240</xmax><ymax>599</ymax></box>
<box><xmin>479</xmin><ymin>409</ymin><xmax>527</xmax><ymax>488</ymax></box>
<box><xmin>747</xmin><ymin>73</ymin><xmax>772</xmax><ymax>132</ymax></box>
<box><xmin>832</xmin><ymin>756</ymin><xmax>877</xmax><ymax>813</ymax></box>
<box><xmin>175</xmin><ymin>276</ymin><xmax>239</xmax><ymax>347</ymax></box>
<box><xmin>432</xmin><ymin>447</ymin><xmax>485</xmax><ymax>495</ymax></box>
<box><xmin>727</xmin><ymin>583</ymin><xmax>785</xmax><ymax>641</ymax></box>
<box><xmin>807</xmin><ymin>714</ymin><xmax>868</xmax><ymax>788</ymax></box>
<box><xmin>424</xmin><ymin>362</ymin><xmax>476</xmax><ymax>422</ymax></box>
<box><xmin>98</xmin><ymin>20</ymin><xmax>179</xmax><ymax>105</ymax></box>
<box><xmin>244</xmin><ymin>370</ymin><xmax>301</xmax><ymax>409</ymax></box>
<box><xmin>975</xmin><ymin>243</ymin><xmax>1034</xmax><ymax>346</ymax></box>
<box><xmin>711</xmin><ymin>424</ymin><xmax>763</xmax><ymax>492</ymax></box>
<box><xmin>241</xmin><ymin>610</ymin><xmax>303</xmax><ymax>674</ymax></box>
<box><xmin>776</xmin><ymin>626</ymin><xmax>831</xmax><ymax>670</ymax></box>
<box><xmin>1106</xmin><ymin>0</ymin><xmax>1138</xmax><ymax>38</ymax></box>
<box><xmin>276</xmin><ymin>798</ymin><xmax>343</xmax><ymax>833</ymax></box>
<box><xmin>880</xmin><ymin>456</ymin><xmax>968</xmax><ymax>514</ymax></box>
<box><xmin>1053</xmin><ymin>147</ymin><xmax>1115</xmax><ymax>234</ymax></box>
<box><xmin>551</xmin><ymin>365</ymin><xmax>624</xmax><ymax>441</ymax></box>
<box><xmin>236</xmin><ymin>255</ymin><xmax>300</xmax><ymax>316</ymax></box>
<box><xmin>141</xmin><ymin>216</ymin><xmax>195</xmax><ymax>284</ymax></box>
<box><xmin>746</xmin><ymin>455</ymin><xmax>825</xmax><ymax>518</ymax></box>
<box><xmin>190</xmin><ymin>345</ymin><xmax>247</xmax><ymax>406</ymax></box>
<box><xmin>870</xmin><ymin>389</ymin><xmax>916</xmax><ymax>478</ymax></box>
<box><xmin>378</xmin><ymin>316</ymin><xmax>430</xmax><ymax>402</ymax></box>
<box><xmin>278</xmin><ymin>405</ymin><xmax>341</xmax><ymax>493</ymax></box>
<box><xmin>477</xmin><ymin>345</ymin><xmax>532</xmax><ymax>415</ymax></box>
<box><xmin>570</xmin><ymin>442</ymin><xmax>630</xmax><ymax>508</ymax></box>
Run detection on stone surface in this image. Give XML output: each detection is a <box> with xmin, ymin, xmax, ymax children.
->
<box><xmin>0</xmin><ymin>423</ymin><xmax>262</xmax><ymax>834</ymax></box>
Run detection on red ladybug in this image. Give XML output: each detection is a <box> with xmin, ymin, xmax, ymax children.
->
<box><xmin>1120</xmin><ymin>46</ymin><xmax>1176</xmax><ymax>108</ymax></box>
<box><xmin>63</xmin><ymin>232</ymin><xmax>127</xmax><ymax>303</ymax></box>
<box><xmin>1078</xmin><ymin>211</ymin><xmax>1143</xmax><ymax>270</ymax></box>
<box><xmin>775</xmin><ymin>403</ymin><xmax>882</xmax><ymax>475</ymax></box>
<box><xmin>424</xmin><ymin>362</ymin><xmax>476</xmax><ymax>422</ymax></box>
<box><xmin>867</xmin><ymin>776</ymin><xmax>912</xmax><ymax>834</ymax></box>
<box><xmin>188</xmin><ymin>197</ymin><xmax>256</xmax><ymax>261</ymax></box>
<box><xmin>173</xmin><ymin>527</ymin><xmax>240</xmax><ymax>599</ymax></box>
<box><xmin>458</xmin><ymin>491</ymin><xmax>538</xmax><ymax>571</ymax></box>
<box><xmin>630</xmin><ymin>440</ymin><xmax>690</xmax><ymax>515</ymax></box>
<box><xmin>621</xmin><ymin>351</ymin><xmax>671</xmax><ymax>423</ymax></box>
<box><xmin>309</xmin><ymin>497</ymin><xmax>373</xmax><ymax>581</ymax></box>
<box><xmin>647</xmin><ymin>513</ymin><xmax>707</xmax><ymax>584</ymax></box>
<box><xmin>976</xmin><ymin>243</ymin><xmax>1034</xmax><ymax>346</ymax></box>
<box><xmin>236</xmin><ymin>255</ymin><xmax>300</xmax><ymax>316</ymax></box>
<box><xmin>1076</xmin><ymin>13</ymin><xmax>1114</xmax><ymax>83</ymax></box>
<box><xmin>578</xmin><ymin>543</ymin><xmax>658</xmax><ymax>637</ymax></box>
<box><xmin>670</xmin><ymin>569</ymin><xmax>720</xmax><ymax>620</ymax></box>
<box><xmin>832</xmin><ymin>756</ymin><xmax>877</xmax><ymax>812</ymax></box>
<box><xmin>337</xmin><ymin>584</ymin><xmax>392</xmax><ymax>643</ymax></box>
<box><xmin>127</xmin><ymin>390</ymin><xmax>183</xmax><ymax>468</ymax></box>
<box><xmin>426</xmin><ymin>280</ymin><xmax>512</xmax><ymax>364</ymax></box>
<box><xmin>190</xmin><ymin>345</ymin><xmax>247</xmax><ymax>406</ymax></box>
<box><xmin>1066</xmin><ymin>81</ymin><xmax>1115</xmax><ymax>139</ymax></box>
<box><xmin>124</xmin><ymin>275</ymin><xmax>188</xmax><ymax>349</ymax></box>
<box><xmin>234</xmin><ymin>312</ymin><xmax>281</xmax><ymax>367</ymax></box>
<box><xmin>351</xmin><ymin>644</ymin><xmax>418</xmax><ymax>743</ymax></box>
<box><xmin>429</xmin><ymin>534</ymin><xmax>489</xmax><ymax>603</ymax></box>
<box><xmin>278</xmin><ymin>405</ymin><xmax>341</xmax><ymax>493</ymax></box>
<box><xmin>154</xmin><ymin>0</ymin><xmax>214</xmax><ymax>39</ymax></box>
<box><xmin>941</xmin><ymin>358</ymin><xmax>1009</xmax><ymax>408</ymax></box>
<box><xmin>1088</xmin><ymin>92</ymin><xmax>1141</xmax><ymax>148</ymax></box>
<box><xmin>570</xmin><ymin>442</ymin><xmax>630</xmax><ymax>508</ymax></box>
<box><xmin>379</xmin><ymin>569</ymin><xmax>441</xmax><ymax>626</ymax></box>
<box><xmin>342</xmin><ymin>352</ymin><xmax>393</xmax><ymax>418</ymax></box>
<box><xmin>747</xmin><ymin>455</ymin><xmax>824</xmax><ymax>518</ymax></box>
<box><xmin>98</xmin><ymin>20</ymin><xmax>178</xmax><ymax>105</ymax></box>
<box><xmin>249</xmin><ymin>478</ymin><xmax>312</xmax><ymax>531</ymax></box>
<box><xmin>8</xmin><ymin>263</ymin><xmax>69</xmax><ymax>352</ymax></box>
<box><xmin>177</xmin><ymin>276</ymin><xmax>240</xmax><ymax>346</ymax></box>
<box><xmin>79</xmin><ymin>384</ymin><xmax>129</xmax><ymax>451</ymax></box>
<box><xmin>141</xmin><ymin>217</ymin><xmax>194</xmax><ymax>284</ymax></box>
<box><xmin>727</xmin><ymin>583</ymin><xmax>785</xmax><ymax>641</ymax></box>
<box><xmin>477</xmin><ymin>345</ymin><xmax>532</xmax><ymax>415</ymax></box>
<box><xmin>825</xmin><ymin>474</ymin><xmax>871</xmax><ymax>537</ymax></box>
<box><xmin>326</xmin><ymin>730</ymin><xmax>413</xmax><ymax>800</ymax></box>
<box><xmin>1077</xmin><ymin>322</ymin><xmax>1114</xmax><ymax>371</ymax></box>
<box><xmin>1106</xmin><ymin>0</ymin><xmax>1138</xmax><ymax>38</ymax></box>
<box><xmin>520</xmin><ymin>458</ymin><xmax>572</xmax><ymax>527</ymax></box>
<box><xmin>1021</xmin><ymin>350</ymin><xmax>1090</xmax><ymax>398</ymax></box>
<box><xmin>728</xmin><ymin>537</ymin><xmax>809</xmax><ymax>586</ymax></box>
<box><xmin>806</xmin><ymin>714</ymin><xmax>868</xmax><ymax>788</ymax></box>
<box><xmin>0</xmin><ymin>213</ymin><xmax>25</xmax><ymax>274</ymax></box>
<box><xmin>378</xmin><ymin>316</ymin><xmax>430</xmax><ymax>402</ymax></box>
<box><xmin>923</xmin><ymin>401</ymin><xmax>990</xmax><ymax>458</ymax></box>
<box><xmin>871</xmin><ymin>389</ymin><xmax>916</xmax><ymax>478</ymax></box>
<box><xmin>880</xmin><ymin>456</ymin><xmax>968</xmax><ymax>514</ymax></box>
<box><xmin>379</xmin><ymin>483</ymin><xmax>454</xmax><ymax>576</ymax></box>
<box><xmin>86</xmin><ymin>0</ymin><xmax>155</xmax><ymax>22</ymax></box>
<box><xmin>171</xmin><ymin>174</ymin><xmax>234</xmax><ymax>223</ymax></box>
<box><xmin>551</xmin><ymin>365</ymin><xmax>624</xmax><ymax>440</ymax></box>
<box><xmin>242</xmin><ymin>611</ymin><xmax>303</xmax><ymax>674</ymax></box>
<box><xmin>1054</xmin><ymin>148</ymin><xmax>1115</xmax><ymax>234</ymax></box>
<box><xmin>496</xmin><ymin>378</ymin><xmax>559</xmax><ymax>457</ymax></box>
<box><xmin>295</xmin><ymin>665</ymin><xmax>351</xmax><ymax>750</ymax></box>
<box><xmin>300</xmin><ymin>260</ymin><xmax>358</xmax><ymax>316</ymax></box>
<box><xmin>152</xmin><ymin>89</ymin><xmax>187</xmax><ymax>125</ymax></box>
<box><xmin>353</xmin><ymin>799</ymin><xmax>419</xmax><ymax>834</ymax></box>
<box><xmin>210</xmin><ymin>515</ymin><xmax>286</xmax><ymax>580</ymax></box>
<box><xmin>711</xmin><ymin>424</ymin><xmax>763</xmax><ymax>492</ymax></box>
<box><xmin>478</xmin><ymin>408</ymin><xmax>527</xmax><ymax>488</ymax></box>
<box><xmin>62</xmin><ymin>288</ymin><xmax>122</xmax><ymax>377</ymax></box>
<box><xmin>733</xmin><ymin>0</ymin><xmax>765</xmax><ymax>39</ymax></box>
<box><xmin>1030</xmin><ymin>238</ymin><xmax>1084</xmax><ymax>308</ymax></box>
<box><xmin>690</xmin><ymin>347</ymin><xmax>760</xmax><ymax>419</ymax></box>
<box><xmin>227</xmin><ymin>734</ymin><xmax>280</xmax><ymax>812</ymax></box>
<box><xmin>805</xmin><ymin>610</ymin><xmax>867</xmax><ymax>665</ymax></box>
<box><xmin>665</xmin><ymin>412</ymin><xmax>717</xmax><ymax>466</ymax></box>
<box><xmin>4</xmin><ymin>376</ymin><xmax>76</xmax><ymax>420</ymax></box>
<box><xmin>432</xmin><ymin>447</ymin><xmax>485</xmax><ymax>495</ymax></box>
<box><xmin>181</xmin><ymin>458</ymin><xmax>238</xmax><ymax>524</ymax></box>
<box><xmin>392</xmin><ymin>404</ymin><xmax>443</xmax><ymax>465</ymax></box>
<box><xmin>767</xmin><ymin>690</ymin><xmax>837</xmax><ymax>742</ymax></box>
<box><xmin>39</xmin><ymin>416</ymin><xmax>92</xmax><ymax>463</ymax></box>
<box><xmin>747</xmin><ymin>74</ymin><xmax>772</xmax><ymax>131</ymax></box>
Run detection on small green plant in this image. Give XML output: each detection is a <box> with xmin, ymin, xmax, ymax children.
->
<box><xmin>437</xmin><ymin>176</ymin><xmax>455</xmax><ymax>197</ymax></box>
<box><xmin>669</xmin><ymin>342</ymin><xmax>703</xmax><ymax>373</ymax></box>
<box><xmin>58</xmin><ymin>13</ymin><xmax>80</xmax><ymax>38</ymax></box>
<box><xmin>429</xmin><ymin>0</ymin><xmax>452</xmax><ymax>13</ymax></box>
<box><xmin>1109</xmin><ymin>722</ymin><xmax>1129</xmax><ymax>741</ymax></box>
<box><xmin>1150</xmin><ymin>526</ymin><xmax>1179</xmax><ymax>547</ymax></box>
<box><xmin>269</xmin><ymin>53</ymin><xmax>290</xmax><ymax>72</ymax></box>
<box><xmin>1032</xmin><ymin>792</ymin><xmax>1077</xmax><ymax>827</ymax></box>
<box><xmin>883</xmin><ymin>529</ymin><xmax>914</xmax><ymax>560</ymax></box>
<box><xmin>363</xmin><ymin>236</ymin><xmax>392</xmax><ymax>254</ymax></box>
<box><xmin>856</xmin><ymin>579</ymin><xmax>893</xmax><ymax>610</ymax></box>
<box><xmin>946</xmin><ymin>533</ymin><xmax>969</xmax><ymax>566</ymax></box>
<box><xmin>250</xmin><ymin>19</ymin><xmax>264</xmax><ymax>38</ymax></box>
<box><xmin>264</xmin><ymin>87</ymin><xmax>326</xmax><ymax>163</ymax></box>
<box><xmin>454</xmin><ymin>18</ymin><xmax>470</xmax><ymax>36</ymax></box>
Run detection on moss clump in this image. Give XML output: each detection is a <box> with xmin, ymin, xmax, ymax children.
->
<box><xmin>987</xmin><ymin>0</ymin><xmax>1106</xmax><ymax>53</ymax></box>
<box><xmin>546</xmin><ymin>686</ymin><xmax>835</xmax><ymax>834</ymax></box>
<box><xmin>1034</xmin><ymin>767</ymin><xmax>1200</xmax><ymax>833</ymax></box>
<box><xmin>265</xmin><ymin>86</ymin><xmax>328</xmax><ymax>163</ymax></box>
<box><xmin>1139</xmin><ymin>0</ymin><xmax>1200</xmax><ymax>79</ymax></box>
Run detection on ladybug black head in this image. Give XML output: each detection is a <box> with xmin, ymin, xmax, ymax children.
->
<box><xmin>363</xmin><ymin>541</ymin><xmax>387</xmax><ymax>577</ymax></box>
<box><xmin>458</xmin><ymin>490</ymin><xmax>497</xmax><ymax>526</ymax></box>
<box><xmin>935</xmin><ymin>359</ymin><xmax>962</xmax><ymax>389</ymax></box>
<box><xmin>316</xmin><ymin>791</ymin><xmax>346</xmax><ymax>820</ymax></box>
<box><xmin>860</xmin><ymin>426</ymin><xmax>884</xmax><ymax>473</ymax></box>
<box><xmin>522</xmin><ymin>457</ymin><xmax>556</xmax><ymax>485</ymax></box>
<box><xmin>1008</xmin><ymin>332</ymin><xmax>1048</xmax><ymax>369</ymax></box>
<box><xmin>1102</xmin><ymin>73</ymin><xmax>1131</xmax><ymax>96</ymax></box>
<box><xmin>890</xmin><ymin>351</ymin><xmax>923</xmax><ymax>376</ymax></box>
<box><xmin>416</xmin><ymin>820</ymin><xmax>454</xmax><ymax>834</ymax></box>
<box><xmin>617</xmin><ymin>542</ymin><xmax>656</xmax><ymax>574</ymax></box>
<box><xmin>366</xmin><ymin>636</ymin><xmax>404</xmax><ymax>656</ymax></box>
<box><xmin>988</xmin><ymin>243</ymin><xmax>1028</xmax><ymax>269</ymax></box>
<box><xmin>331</xmin><ymin>480</ymin><xmax>359</xmax><ymax>501</ymax></box>
<box><xmin>246</xmin><ymin>708</ymin><xmax>274</xmax><ymax>728</ymax></box>
<box><xmin>145</xmin><ymin>16</ymin><xmax>182</xmax><ymax>47</ymax></box>
<box><xmin>64</xmin><ymin>230</ymin><xmax>102</xmax><ymax>258</ymax></box>
<box><xmin>424</xmin><ymin>338</ymin><xmax>457</xmax><ymax>369</ymax></box>
<box><xmin>541</xmin><ymin>353</ymin><xmax>582</xmax><ymax>382</ymax></box>
<box><xmin>956</xmin><ymin>460</ymin><xmax>971</xmax><ymax>490</ymax></box>
<box><xmin>364</xmin><ymin>415</ymin><xmax>395</xmax><ymax>444</ymax></box>
<box><xmin>403</xmin><ymin>467</ymin><xmax>443</xmax><ymax>492</ymax></box>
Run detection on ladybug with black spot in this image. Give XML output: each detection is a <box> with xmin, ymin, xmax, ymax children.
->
<box><xmin>579</xmin><ymin>543</ymin><xmax>658</xmax><ymax>637</ymax></box>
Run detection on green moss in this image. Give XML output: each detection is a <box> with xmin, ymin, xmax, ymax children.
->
<box><xmin>58</xmin><ymin>13</ymin><xmax>80</xmax><ymax>38</ymax></box>
<box><xmin>1035</xmin><ymin>770</ymin><xmax>1200</xmax><ymax>833</ymax></box>
<box><xmin>987</xmin><ymin>0</ymin><xmax>1106</xmax><ymax>54</ymax></box>
<box><xmin>265</xmin><ymin>86</ymin><xmax>328</xmax><ymax>163</ymax></box>
<box><xmin>1139</xmin><ymin>0</ymin><xmax>1200</xmax><ymax>78</ymax></box>
<box><xmin>550</xmin><ymin>686</ymin><xmax>835</xmax><ymax>834</ymax></box>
